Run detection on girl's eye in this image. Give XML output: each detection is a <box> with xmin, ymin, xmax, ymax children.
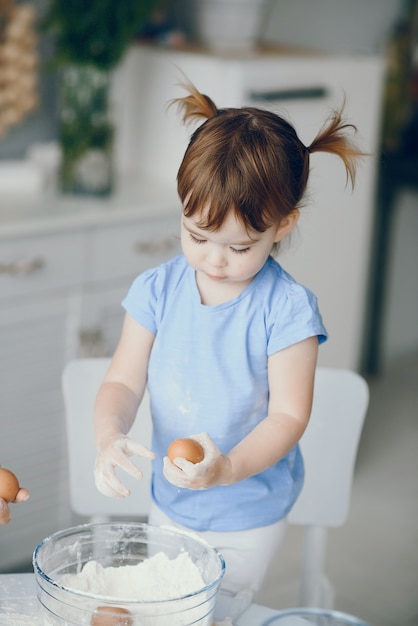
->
<box><xmin>190</xmin><ymin>233</ymin><xmax>206</xmax><ymax>244</ymax></box>
<box><xmin>230</xmin><ymin>247</ymin><xmax>251</xmax><ymax>254</ymax></box>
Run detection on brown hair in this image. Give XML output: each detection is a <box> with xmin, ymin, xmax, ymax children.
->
<box><xmin>172</xmin><ymin>82</ymin><xmax>363</xmax><ymax>237</ymax></box>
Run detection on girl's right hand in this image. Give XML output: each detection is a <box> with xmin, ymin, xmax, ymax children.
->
<box><xmin>94</xmin><ymin>436</ymin><xmax>155</xmax><ymax>499</ymax></box>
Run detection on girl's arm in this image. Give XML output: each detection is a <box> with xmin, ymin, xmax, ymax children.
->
<box><xmin>93</xmin><ymin>314</ymin><xmax>156</xmax><ymax>498</ymax></box>
<box><xmin>164</xmin><ymin>336</ymin><xmax>318</xmax><ymax>488</ymax></box>
<box><xmin>226</xmin><ymin>335</ymin><xmax>318</xmax><ymax>482</ymax></box>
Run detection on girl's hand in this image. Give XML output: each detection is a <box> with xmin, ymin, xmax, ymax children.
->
<box><xmin>163</xmin><ymin>432</ymin><xmax>232</xmax><ymax>490</ymax></box>
<box><xmin>0</xmin><ymin>488</ymin><xmax>30</xmax><ymax>525</ymax></box>
<box><xmin>94</xmin><ymin>436</ymin><xmax>155</xmax><ymax>499</ymax></box>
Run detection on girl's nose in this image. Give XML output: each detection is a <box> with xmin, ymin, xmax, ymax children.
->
<box><xmin>207</xmin><ymin>245</ymin><xmax>227</xmax><ymax>267</ymax></box>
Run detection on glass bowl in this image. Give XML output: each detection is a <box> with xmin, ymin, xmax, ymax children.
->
<box><xmin>33</xmin><ymin>521</ymin><xmax>225</xmax><ymax>625</ymax></box>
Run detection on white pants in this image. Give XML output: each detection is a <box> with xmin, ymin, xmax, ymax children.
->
<box><xmin>148</xmin><ymin>501</ymin><xmax>287</xmax><ymax>598</ymax></box>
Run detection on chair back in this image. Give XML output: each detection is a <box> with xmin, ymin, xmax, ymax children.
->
<box><xmin>62</xmin><ymin>357</ymin><xmax>152</xmax><ymax>519</ymax></box>
<box><xmin>62</xmin><ymin>359</ymin><xmax>369</xmax><ymax>608</ymax></box>
<box><xmin>289</xmin><ymin>367</ymin><xmax>369</xmax><ymax>527</ymax></box>
<box><xmin>288</xmin><ymin>366</ymin><xmax>369</xmax><ymax>608</ymax></box>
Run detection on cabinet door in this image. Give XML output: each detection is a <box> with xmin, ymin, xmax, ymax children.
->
<box><xmin>0</xmin><ymin>230</ymin><xmax>85</xmax><ymax>298</ymax></box>
<box><xmin>87</xmin><ymin>214</ymin><xmax>181</xmax><ymax>284</ymax></box>
<box><xmin>79</xmin><ymin>214</ymin><xmax>182</xmax><ymax>357</ymax></box>
<box><xmin>0</xmin><ymin>292</ymin><xmax>82</xmax><ymax>571</ymax></box>
<box><xmin>79</xmin><ymin>284</ymin><xmax>129</xmax><ymax>358</ymax></box>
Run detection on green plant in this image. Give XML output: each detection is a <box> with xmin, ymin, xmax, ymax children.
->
<box><xmin>58</xmin><ymin>64</ymin><xmax>114</xmax><ymax>194</ymax></box>
<box><xmin>43</xmin><ymin>0</ymin><xmax>159</xmax><ymax>69</ymax></box>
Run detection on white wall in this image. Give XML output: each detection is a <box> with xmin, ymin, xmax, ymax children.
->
<box><xmin>176</xmin><ymin>0</ymin><xmax>405</xmax><ymax>55</ymax></box>
<box><xmin>262</xmin><ymin>0</ymin><xmax>404</xmax><ymax>54</ymax></box>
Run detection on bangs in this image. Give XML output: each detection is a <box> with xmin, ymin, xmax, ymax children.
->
<box><xmin>182</xmin><ymin>182</ymin><xmax>275</xmax><ymax>235</ymax></box>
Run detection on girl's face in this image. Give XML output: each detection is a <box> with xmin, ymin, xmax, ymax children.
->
<box><xmin>181</xmin><ymin>209</ymin><xmax>297</xmax><ymax>293</ymax></box>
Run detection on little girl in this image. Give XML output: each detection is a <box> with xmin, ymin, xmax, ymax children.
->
<box><xmin>93</xmin><ymin>83</ymin><xmax>362</xmax><ymax>599</ymax></box>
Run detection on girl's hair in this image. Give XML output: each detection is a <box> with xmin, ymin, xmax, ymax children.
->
<box><xmin>172</xmin><ymin>82</ymin><xmax>363</xmax><ymax>236</ymax></box>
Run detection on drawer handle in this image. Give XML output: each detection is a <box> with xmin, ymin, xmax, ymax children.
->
<box><xmin>0</xmin><ymin>257</ymin><xmax>45</xmax><ymax>276</ymax></box>
<box><xmin>249</xmin><ymin>87</ymin><xmax>328</xmax><ymax>102</ymax></box>
<box><xmin>133</xmin><ymin>237</ymin><xmax>177</xmax><ymax>255</ymax></box>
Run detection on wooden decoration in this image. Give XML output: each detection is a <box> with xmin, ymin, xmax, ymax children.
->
<box><xmin>0</xmin><ymin>0</ymin><xmax>39</xmax><ymax>137</ymax></box>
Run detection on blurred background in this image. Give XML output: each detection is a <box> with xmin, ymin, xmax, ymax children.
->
<box><xmin>0</xmin><ymin>1</ymin><xmax>417</xmax><ymax>625</ymax></box>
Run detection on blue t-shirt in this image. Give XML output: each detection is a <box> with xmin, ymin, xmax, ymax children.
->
<box><xmin>122</xmin><ymin>254</ymin><xmax>327</xmax><ymax>531</ymax></box>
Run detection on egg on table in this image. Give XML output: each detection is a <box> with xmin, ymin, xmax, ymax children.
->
<box><xmin>167</xmin><ymin>438</ymin><xmax>204</xmax><ymax>464</ymax></box>
<box><xmin>91</xmin><ymin>606</ymin><xmax>132</xmax><ymax>626</ymax></box>
<box><xmin>0</xmin><ymin>467</ymin><xmax>20</xmax><ymax>502</ymax></box>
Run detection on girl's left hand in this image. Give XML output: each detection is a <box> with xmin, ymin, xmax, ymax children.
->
<box><xmin>163</xmin><ymin>432</ymin><xmax>232</xmax><ymax>489</ymax></box>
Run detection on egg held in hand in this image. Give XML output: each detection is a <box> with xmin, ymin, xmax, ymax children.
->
<box><xmin>0</xmin><ymin>468</ymin><xmax>20</xmax><ymax>502</ymax></box>
<box><xmin>91</xmin><ymin>606</ymin><xmax>132</xmax><ymax>626</ymax></box>
<box><xmin>167</xmin><ymin>438</ymin><xmax>204</xmax><ymax>464</ymax></box>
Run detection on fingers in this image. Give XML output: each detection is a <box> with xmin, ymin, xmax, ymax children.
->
<box><xmin>124</xmin><ymin>438</ymin><xmax>156</xmax><ymax>461</ymax></box>
<box><xmin>186</xmin><ymin>432</ymin><xmax>220</xmax><ymax>460</ymax></box>
<box><xmin>13</xmin><ymin>488</ymin><xmax>30</xmax><ymax>503</ymax></box>
<box><xmin>94</xmin><ymin>463</ymin><xmax>132</xmax><ymax>499</ymax></box>
<box><xmin>108</xmin><ymin>443</ymin><xmax>144</xmax><ymax>482</ymax></box>
<box><xmin>162</xmin><ymin>449</ymin><xmax>212</xmax><ymax>489</ymax></box>
<box><xmin>163</xmin><ymin>456</ymin><xmax>197</xmax><ymax>489</ymax></box>
<box><xmin>0</xmin><ymin>499</ymin><xmax>11</xmax><ymax>525</ymax></box>
<box><xmin>94</xmin><ymin>437</ymin><xmax>155</xmax><ymax>499</ymax></box>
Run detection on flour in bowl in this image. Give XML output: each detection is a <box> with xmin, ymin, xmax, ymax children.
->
<box><xmin>59</xmin><ymin>551</ymin><xmax>205</xmax><ymax>601</ymax></box>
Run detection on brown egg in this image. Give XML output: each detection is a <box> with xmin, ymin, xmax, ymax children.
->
<box><xmin>0</xmin><ymin>468</ymin><xmax>20</xmax><ymax>502</ymax></box>
<box><xmin>167</xmin><ymin>438</ymin><xmax>204</xmax><ymax>464</ymax></box>
<box><xmin>91</xmin><ymin>606</ymin><xmax>132</xmax><ymax>626</ymax></box>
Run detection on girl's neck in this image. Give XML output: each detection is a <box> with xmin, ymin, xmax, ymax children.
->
<box><xmin>195</xmin><ymin>271</ymin><xmax>254</xmax><ymax>306</ymax></box>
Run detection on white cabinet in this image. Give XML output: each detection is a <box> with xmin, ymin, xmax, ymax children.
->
<box><xmin>0</xmin><ymin>196</ymin><xmax>180</xmax><ymax>571</ymax></box>
<box><xmin>0</xmin><ymin>230</ymin><xmax>86</xmax><ymax>298</ymax></box>
<box><xmin>0</xmin><ymin>230</ymin><xmax>85</xmax><ymax>570</ymax></box>
<box><xmin>0</xmin><ymin>295</ymin><xmax>80</xmax><ymax>569</ymax></box>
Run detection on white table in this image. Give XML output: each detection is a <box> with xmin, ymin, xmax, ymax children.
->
<box><xmin>0</xmin><ymin>574</ymin><xmax>278</xmax><ymax>625</ymax></box>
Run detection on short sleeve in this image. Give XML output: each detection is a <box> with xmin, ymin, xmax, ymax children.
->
<box><xmin>267</xmin><ymin>282</ymin><xmax>328</xmax><ymax>356</ymax></box>
<box><xmin>121</xmin><ymin>267</ymin><xmax>160</xmax><ymax>334</ymax></box>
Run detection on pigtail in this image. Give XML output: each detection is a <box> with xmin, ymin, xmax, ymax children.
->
<box><xmin>307</xmin><ymin>104</ymin><xmax>363</xmax><ymax>188</ymax></box>
<box><xmin>170</xmin><ymin>82</ymin><xmax>218</xmax><ymax>126</ymax></box>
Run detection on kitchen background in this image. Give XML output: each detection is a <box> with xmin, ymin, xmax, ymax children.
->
<box><xmin>0</xmin><ymin>1</ymin><xmax>417</xmax><ymax>625</ymax></box>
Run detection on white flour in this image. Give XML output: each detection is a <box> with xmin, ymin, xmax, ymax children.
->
<box><xmin>0</xmin><ymin>616</ymin><xmax>38</xmax><ymax>625</ymax></box>
<box><xmin>59</xmin><ymin>551</ymin><xmax>205</xmax><ymax>601</ymax></box>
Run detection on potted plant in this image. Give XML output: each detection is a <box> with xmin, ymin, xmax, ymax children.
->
<box><xmin>43</xmin><ymin>0</ymin><xmax>158</xmax><ymax>196</ymax></box>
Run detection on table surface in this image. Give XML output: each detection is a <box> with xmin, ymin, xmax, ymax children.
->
<box><xmin>0</xmin><ymin>573</ymin><xmax>278</xmax><ymax>625</ymax></box>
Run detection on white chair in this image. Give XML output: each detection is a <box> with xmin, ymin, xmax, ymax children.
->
<box><xmin>62</xmin><ymin>359</ymin><xmax>369</xmax><ymax>609</ymax></box>
<box><xmin>288</xmin><ymin>367</ymin><xmax>369</xmax><ymax>608</ymax></box>
<box><xmin>62</xmin><ymin>357</ymin><xmax>153</xmax><ymax>521</ymax></box>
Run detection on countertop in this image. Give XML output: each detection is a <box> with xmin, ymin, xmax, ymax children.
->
<box><xmin>0</xmin><ymin>174</ymin><xmax>180</xmax><ymax>238</ymax></box>
<box><xmin>0</xmin><ymin>573</ymin><xmax>278</xmax><ymax>625</ymax></box>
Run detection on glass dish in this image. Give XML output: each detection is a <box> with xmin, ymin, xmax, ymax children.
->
<box><xmin>33</xmin><ymin>521</ymin><xmax>225</xmax><ymax>625</ymax></box>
